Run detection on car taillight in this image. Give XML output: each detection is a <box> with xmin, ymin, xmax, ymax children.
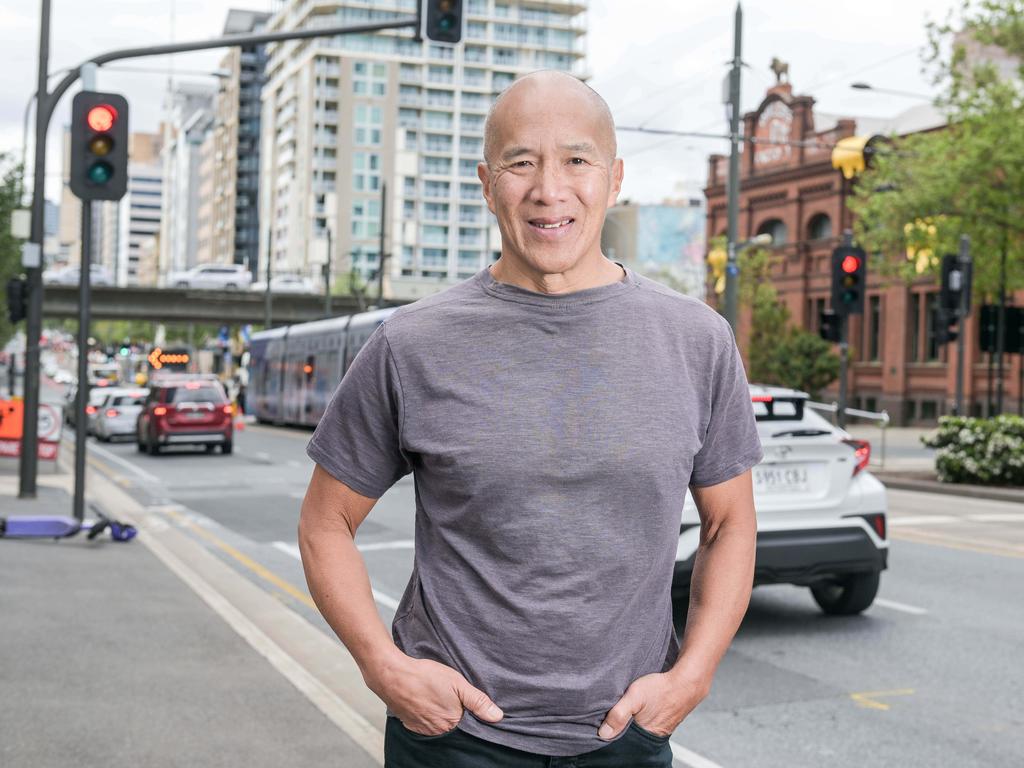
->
<box><xmin>842</xmin><ymin>439</ymin><xmax>871</xmax><ymax>476</ymax></box>
<box><xmin>85</xmin><ymin>405</ymin><xmax>97</xmax><ymax>415</ymax></box>
<box><xmin>154</xmin><ymin>406</ymin><xmax>168</xmax><ymax>416</ymax></box>
<box><xmin>222</xmin><ymin>405</ymin><xmax>233</xmax><ymax>415</ymax></box>
<box><xmin>845</xmin><ymin>512</ymin><xmax>887</xmax><ymax>540</ymax></box>
<box><xmin>105</xmin><ymin>409</ymin><xmax>119</xmax><ymax>418</ymax></box>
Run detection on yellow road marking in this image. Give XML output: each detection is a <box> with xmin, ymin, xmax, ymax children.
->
<box><xmin>162</xmin><ymin>508</ymin><xmax>318</xmax><ymax>610</ymax></box>
<box><xmin>850</xmin><ymin>689</ymin><xmax>915</xmax><ymax>711</ymax></box>
<box><xmin>84</xmin><ymin>447</ymin><xmax>318</xmax><ymax>611</ymax></box>
<box><xmin>891</xmin><ymin>529</ymin><xmax>1024</xmax><ymax>560</ymax></box>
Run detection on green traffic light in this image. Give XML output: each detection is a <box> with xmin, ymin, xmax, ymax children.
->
<box><xmin>87</xmin><ymin>161</ymin><xmax>113</xmax><ymax>184</ymax></box>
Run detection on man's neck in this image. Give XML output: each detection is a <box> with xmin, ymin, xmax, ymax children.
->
<box><xmin>489</xmin><ymin>256</ymin><xmax>625</xmax><ymax>296</ymax></box>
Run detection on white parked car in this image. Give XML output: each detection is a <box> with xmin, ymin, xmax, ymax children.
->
<box><xmin>250</xmin><ymin>274</ymin><xmax>317</xmax><ymax>294</ymax></box>
<box><xmin>169</xmin><ymin>264</ymin><xmax>252</xmax><ymax>290</ymax></box>
<box><xmin>43</xmin><ymin>264</ymin><xmax>114</xmax><ymax>286</ymax></box>
<box><xmin>673</xmin><ymin>385</ymin><xmax>888</xmax><ymax>616</ymax></box>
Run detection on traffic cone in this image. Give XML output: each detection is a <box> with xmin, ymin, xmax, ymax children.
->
<box><xmin>233</xmin><ymin>402</ymin><xmax>245</xmax><ymax>432</ymax></box>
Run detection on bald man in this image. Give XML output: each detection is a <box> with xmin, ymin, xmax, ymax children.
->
<box><xmin>299</xmin><ymin>70</ymin><xmax>762</xmax><ymax>767</ymax></box>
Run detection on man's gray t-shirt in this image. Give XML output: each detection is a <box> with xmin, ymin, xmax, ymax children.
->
<box><xmin>306</xmin><ymin>263</ymin><xmax>762</xmax><ymax>757</ymax></box>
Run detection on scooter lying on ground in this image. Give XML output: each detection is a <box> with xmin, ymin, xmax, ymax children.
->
<box><xmin>0</xmin><ymin>510</ymin><xmax>137</xmax><ymax>542</ymax></box>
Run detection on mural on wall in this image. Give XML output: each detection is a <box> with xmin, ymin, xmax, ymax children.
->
<box><xmin>636</xmin><ymin>205</ymin><xmax>707</xmax><ymax>299</ymax></box>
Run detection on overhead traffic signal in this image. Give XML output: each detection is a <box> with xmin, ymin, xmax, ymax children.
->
<box><xmin>69</xmin><ymin>91</ymin><xmax>129</xmax><ymax>202</ymax></box>
<box><xmin>424</xmin><ymin>0</ymin><xmax>463</xmax><ymax>43</ymax></box>
<box><xmin>831</xmin><ymin>245</ymin><xmax>867</xmax><ymax>316</ymax></box>
<box><xmin>6</xmin><ymin>277</ymin><xmax>27</xmax><ymax>324</ymax></box>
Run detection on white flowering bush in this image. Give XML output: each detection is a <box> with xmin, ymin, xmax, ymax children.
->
<box><xmin>921</xmin><ymin>415</ymin><xmax>1024</xmax><ymax>486</ymax></box>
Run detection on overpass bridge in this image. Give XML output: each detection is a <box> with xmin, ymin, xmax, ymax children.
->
<box><xmin>41</xmin><ymin>285</ymin><xmax>399</xmax><ymax>325</ymax></box>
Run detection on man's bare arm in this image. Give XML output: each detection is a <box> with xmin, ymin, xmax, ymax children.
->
<box><xmin>298</xmin><ymin>464</ymin><xmax>399</xmax><ymax>677</ymax></box>
<box><xmin>671</xmin><ymin>468</ymin><xmax>757</xmax><ymax>691</ymax></box>
<box><xmin>297</xmin><ymin>465</ymin><xmax>503</xmax><ymax>734</ymax></box>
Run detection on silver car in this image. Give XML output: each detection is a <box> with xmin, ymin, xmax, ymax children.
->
<box><xmin>94</xmin><ymin>388</ymin><xmax>149</xmax><ymax>442</ymax></box>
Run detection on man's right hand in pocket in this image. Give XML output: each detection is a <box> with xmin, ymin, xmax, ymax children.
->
<box><xmin>368</xmin><ymin>654</ymin><xmax>504</xmax><ymax>736</ymax></box>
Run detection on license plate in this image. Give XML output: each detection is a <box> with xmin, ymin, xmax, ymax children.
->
<box><xmin>754</xmin><ymin>464</ymin><xmax>811</xmax><ymax>494</ymax></box>
<box><xmin>185</xmin><ymin>411</ymin><xmax>208</xmax><ymax>420</ymax></box>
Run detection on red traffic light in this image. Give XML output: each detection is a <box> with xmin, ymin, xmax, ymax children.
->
<box><xmin>841</xmin><ymin>254</ymin><xmax>861</xmax><ymax>274</ymax></box>
<box><xmin>86</xmin><ymin>104</ymin><xmax>118</xmax><ymax>132</ymax></box>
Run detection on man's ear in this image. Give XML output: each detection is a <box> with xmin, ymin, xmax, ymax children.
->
<box><xmin>478</xmin><ymin>162</ymin><xmax>497</xmax><ymax>215</ymax></box>
<box><xmin>607</xmin><ymin>157</ymin><xmax>624</xmax><ymax>207</ymax></box>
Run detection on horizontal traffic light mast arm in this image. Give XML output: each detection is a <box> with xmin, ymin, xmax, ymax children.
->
<box><xmin>616</xmin><ymin>125</ymin><xmax>912</xmax><ymax>155</ymax></box>
<box><xmin>40</xmin><ymin>17</ymin><xmax>420</xmax><ymax>127</ymax></box>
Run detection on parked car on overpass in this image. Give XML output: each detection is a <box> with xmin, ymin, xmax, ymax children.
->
<box><xmin>250</xmin><ymin>274</ymin><xmax>317</xmax><ymax>294</ymax></box>
<box><xmin>43</xmin><ymin>264</ymin><xmax>114</xmax><ymax>286</ymax></box>
<box><xmin>169</xmin><ymin>264</ymin><xmax>252</xmax><ymax>290</ymax></box>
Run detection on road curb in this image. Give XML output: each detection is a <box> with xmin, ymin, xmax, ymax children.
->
<box><xmin>875</xmin><ymin>473</ymin><xmax>1024</xmax><ymax>504</ymax></box>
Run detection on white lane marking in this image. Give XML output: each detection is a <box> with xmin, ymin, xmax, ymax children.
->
<box><xmin>257</xmin><ymin>451</ymin><xmax>272</xmax><ymax>461</ymax></box>
<box><xmin>289</xmin><ymin>491</ymin><xmax>306</xmax><ymax>499</ymax></box>
<box><xmin>141</xmin><ymin>531</ymin><xmax>384</xmax><ymax>765</ymax></box>
<box><xmin>670</xmin><ymin>741</ymin><xmax>725</xmax><ymax>768</ymax></box>
<box><xmin>888</xmin><ymin>515</ymin><xmax>957</xmax><ymax>527</ymax></box>
<box><xmin>89</xmin><ymin>442</ymin><xmax>161</xmax><ymax>485</ymax></box>
<box><xmin>272</xmin><ymin>541</ymin><xmax>402</xmax><ymax>612</ymax></box>
<box><xmin>967</xmin><ymin>512</ymin><xmax>1024</xmax><ymax>523</ymax></box>
<box><xmin>874</xmin><ymin>598</ymin><xmax>929</xmax><ymax>615</ymax></box>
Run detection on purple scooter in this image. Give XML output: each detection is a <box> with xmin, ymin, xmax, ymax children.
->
<box><xmin>1</xmin><ymin>510</ymin><xmax>137</xmax><ymax>542</ymax></box>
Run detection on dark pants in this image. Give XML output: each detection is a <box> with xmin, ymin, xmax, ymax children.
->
<box><xmin>384</xmin><ymin>717</ymin><xmax>673</xmax><ymax>768</ymax></box>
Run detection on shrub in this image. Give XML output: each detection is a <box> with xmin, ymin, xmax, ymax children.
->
<box><xmin>920</xmin><ymin>415</ymin><xmax>1024</xmax><ymax>485</ymax></box>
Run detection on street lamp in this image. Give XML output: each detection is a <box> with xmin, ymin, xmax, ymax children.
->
<box><xmin>850</xmin><ymin>82</ymin><xmax>934</xmax><ymax>101</ymax></box>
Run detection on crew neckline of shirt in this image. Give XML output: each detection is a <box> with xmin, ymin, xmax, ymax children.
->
<box><xmin>476</xmin><ymin>261</ymin><xmax>637</xmax><ymax>309</ymax></box>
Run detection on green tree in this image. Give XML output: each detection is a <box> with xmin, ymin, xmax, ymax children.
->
<box><xmin>740</xmin><ymin>247</ymin><xmax>839</xmax><ymax>398</ymax></box>
<box><xmin>849</xmin><ymin>0</ymin><xmax>1024</xmax><ymax>300</ymax></box>
<box><xmin>0</xmin><ymin>154</ymin><xmax>25</xmax><ymax>349</ymax></box>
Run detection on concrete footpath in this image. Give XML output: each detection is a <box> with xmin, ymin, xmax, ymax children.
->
<box><xmin>0</xmin><ymin>458</ymin><xmax>383</xmax><ymax>768</ymax></box>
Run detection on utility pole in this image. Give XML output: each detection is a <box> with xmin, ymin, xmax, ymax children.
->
<box><xmin>995</xmin><ymin>221</ymin><xmax>1007</xmax><ymax>414</ymax></box>
<box><xmin>723</xmin><ymin>2</ymin><xmax>743</xmax><ymax>334</ymax></box>
<box><xmin>376</xmin><ymin>180</ymin><xmax>387</xmax><ymax>306</ymax></box>
<box><xmin>263</xmin><ymin>229</ymin><xmax>273</xmax><ymax>329</ymax></box>
<box><xmin>323</xmin><ymin>224</ymin><xmax>333</xmax><ymax>317</ymax></box>
<box><xmin>19</xmin><ymin>0</ymin><xmax>51</xmax><ymax>497</ymax></box>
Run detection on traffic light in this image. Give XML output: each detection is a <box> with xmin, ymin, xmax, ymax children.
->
<box><xmin>940</xmin><ymin>252</ymin><xmax>972</xmax><ymax>317</ymax></box>
<box><xmin>424</xmin><ymin>0</ymin><xmax>463</xmax><ymax>43</ymax></box>
<box><xmin>69</xmin><ymin>91</ymin><xmax>129</xmax><ymax>202</ymax></box>
<box><xmin>5</xmin><ymin>277</ymin><xmax>27</xmax><ymax>324</ymax></box>
<box><xmin>831</xmin><ymin>245</ymin><xmax>867</xmax><ymax>316</ymax></box>
<box><xmin>933</xmin><ymin>308</ymin><xmax>959</xmax><ymax>346</ymax></box>
<box><xmin>819</xmin><ymin>310</ymin><xmax>841</xmax><ymax>342</ymax></box>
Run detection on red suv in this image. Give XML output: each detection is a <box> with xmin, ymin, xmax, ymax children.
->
<box><xmin>137</xmin><ymin>376</ymin><xmax>234</xmax><ymax>455</ymax></box>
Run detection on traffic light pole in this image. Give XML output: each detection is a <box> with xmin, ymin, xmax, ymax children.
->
<box><xmin>954</xmin><ymin>235</ymin><xmax>970</xmax><ymax>417</ymax></box>
<box><xmin>836</xmin><ymin>230</ymin><xmax>855</xmax><ymax>429</ymax></box>
<box><xmin>21</xmin><ymin>15</ymin><xmax>424</xmax><ymax>496</ymax></box>
<box><xmin>73</xmin><ymin>201</ymin><xmax>92</xmax><ymax>522</ymax></box>
<box><xmin>723</xmin><ymin>3</ymin><xmax>743</xmax><ymax>334</ymax></box>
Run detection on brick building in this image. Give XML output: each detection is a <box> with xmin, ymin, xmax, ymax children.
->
<box><xmin>704</xmin><ymin>81</ymin><xmax>1024</xmax><ymax>425</ymax></box>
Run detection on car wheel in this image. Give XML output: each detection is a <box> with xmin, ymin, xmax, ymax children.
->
<box><xmin>136</xmin><ymin>437</ymin><xmax>145</xmax><ymax>453</ymax></box>
<box><xmin>221</xmin><ymin>441</ymin><xmax>233</xmax><ymax>455</ymax></box>
<box><xmin>205</xmin><ymin>444</ymin><xmax>216</xmax><ymax>454</ymax></box>
<box><xmin>810</xmin><ymin>571</ymin><xmax>881</xmax><ymax>616</ymax></box>
<box><xmin>176</xmin><ymin>281</ymin><xmax>188</xmax><ymax>289</ymax></box>
<box><xmin>224</xmin><ymin>283</ymin><xmax>237</xmax><ymax>290</ymax></box>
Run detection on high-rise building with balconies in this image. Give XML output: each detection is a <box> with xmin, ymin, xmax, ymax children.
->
<box><xmin>259</xmin><ymin>0</ymin><xmax>587</xmax><ymax>301</ymax></box>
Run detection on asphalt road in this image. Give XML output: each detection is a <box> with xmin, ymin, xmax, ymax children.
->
<box><xmin>83</xmin><ymin>420</ymin><xmax>1024</xmax><ymax>768</ymax></box>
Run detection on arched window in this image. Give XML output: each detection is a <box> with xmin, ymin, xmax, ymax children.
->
<box><xmin>807</xmin><ymin>213</ymin><xmax>832</xmax><ymax>241</ymax></box>
<box><xmin>756</xmin><ymin>218</ymin><xmax>787</xmax><ymax>245</ymax></box>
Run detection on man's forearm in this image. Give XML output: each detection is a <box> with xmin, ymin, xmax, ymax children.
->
<box><xmin>669</xmin><ymin>517</ymin><xmax>756</xmax><ymax>690</ymax></box>
<box><xmin>297</xmin><ymin>516</ymin><xmax>403</xmax><ymax>682</ymax></box>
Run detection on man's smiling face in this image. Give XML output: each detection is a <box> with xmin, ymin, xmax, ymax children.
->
<box><xmin>479</xmin><ymin>73</ymin><xmax>623</xmax><ymax>279</ymax></box>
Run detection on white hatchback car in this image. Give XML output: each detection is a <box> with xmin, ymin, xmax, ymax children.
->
<box><xmin>170</xmin><ymin>264</ymin><xmax>252</xmax><ymax>290</ymax></box>
<box><xmin>94</xmin><ymin>388</ymin><xmax>149</xmax><ymax>442</ymax></box>
<box><xmin>673</xmin><ymin>385</ymin><xmax>888</xmax><ymax>616</ymax></box>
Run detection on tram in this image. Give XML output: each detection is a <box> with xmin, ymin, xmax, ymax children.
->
<box><xmin>247</xmin><ymin>307</ymin><xmax>397</xmax><ymax>426</ymax></box>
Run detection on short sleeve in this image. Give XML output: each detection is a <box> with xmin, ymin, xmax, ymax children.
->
<box><xmin>689</xmin><ymin>325</ymin><xmax>763</xmax><ymax>488</ymax></box>
<box><xmin>306</xmin><ymin>323</ymin><xmax>412</xmax><ymax>498</ymax></box>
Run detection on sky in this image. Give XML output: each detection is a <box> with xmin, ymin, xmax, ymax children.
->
<box><xmin>0</xmin><ymin>0</ymin><xmax>959</xmax><ymax>205</ymax></box>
